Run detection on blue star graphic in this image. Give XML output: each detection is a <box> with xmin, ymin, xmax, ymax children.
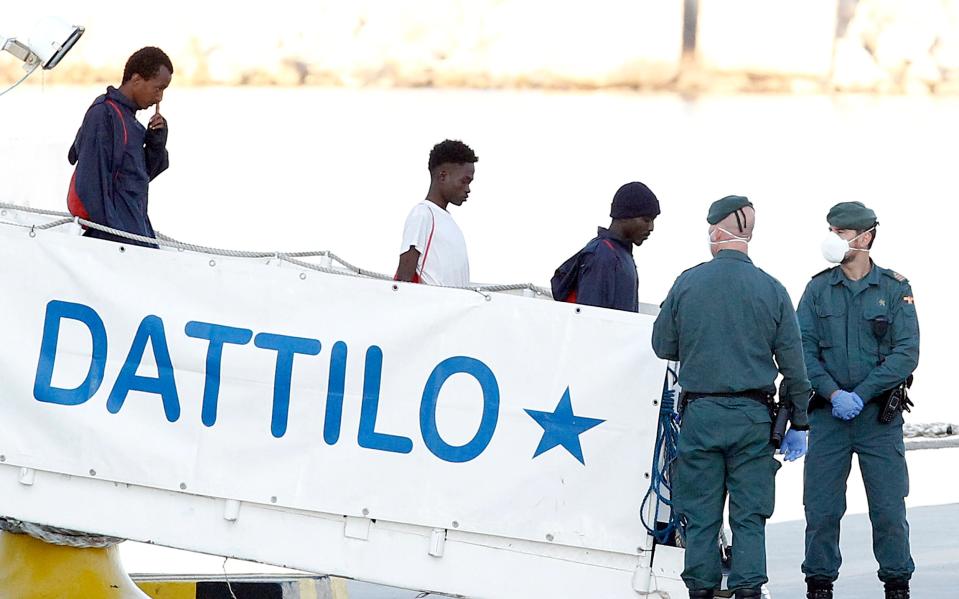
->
<box><xmin>525</xmin><ymin>387</ymin><xmax>605</xmax><ymax>465</ymax></box>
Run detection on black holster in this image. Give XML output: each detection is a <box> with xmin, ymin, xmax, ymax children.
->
<box><xmin>808</xmin><ymin>393</ymin><xmax>828</xmax><ymax>412</ymax></box>
<box><xmin>771</xmin><ymin>401</ymin><xmax>792</xmax><ymax>448</ymax></box>
<box><xmin>772</xmin><ymin>379</ymin><xmax>795</xmax><ymax>447</ymax></box>
<box><xmin>879</xmin><ymin>375</ymin><xmax>914</xmax><ymax>424</ymax></box>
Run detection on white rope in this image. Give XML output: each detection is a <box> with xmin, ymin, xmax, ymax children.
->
<box><xmin>221</xmin><ymin>557</ymin><xmax>240</xmax><ymax>599</ymax></box>
<box><xmin>0</xmin><ymin>202</ymin><xmax>553</xmax><ymax>294</ymax></box>
<box><xmin>35</xmin><ymin>217</ymin><xmax>75</xmax><ymax>230</ymax></box>
<box><xmin>0</xmin><ymin>517</ymin><xmax>122</xmax><ymax>548</ymax></box>
<box><xmin>0</xmin><ymin>203</ymin><xmax>67</xmax><ymax>217</ymax></box>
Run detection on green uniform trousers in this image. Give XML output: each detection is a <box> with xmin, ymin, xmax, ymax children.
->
<box><xmin>675</xmin><ymin>397</ymin><xmax>780</xmax><ymax>591</ymax></box>
<box><xmin>802</xmin><ymin>401</ymin><xmax>914</xmax><ymax>583</ymax></box>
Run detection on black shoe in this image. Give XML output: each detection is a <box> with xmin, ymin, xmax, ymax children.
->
<box><xmin>884</xmin><ymin>580</ymin><xmax>910</xmax><ymax>599</ymax></box>
<box><xmin>734</xmin><ymin>589</ymin><xmax>761</xmax><ymax>599</ymax></box>
<box><xmin>806</xmin><ymin>577</ymin><xmax>833</xmax><ymax>599</ymax></box>
<box><xmin>689</xmin><ymin>590</ymin><xmax>715</xmax><ymax>598</ymax></box>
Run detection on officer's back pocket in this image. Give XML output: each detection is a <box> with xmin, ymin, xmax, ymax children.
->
<box><xmin>743</xmin><ymin>403</ymin><xmax>772</xmax><ymax>425</ymax></box>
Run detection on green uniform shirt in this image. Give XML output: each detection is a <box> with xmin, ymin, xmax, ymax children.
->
<box><xmin>652</xmin><ymin>250</ymin><xmax>811</xmax><ymax>427</ymax></box>
<box><xmin>796</xmin><ymin>263</ymin><xmax>919</xmax><ymax>402</ymax></box>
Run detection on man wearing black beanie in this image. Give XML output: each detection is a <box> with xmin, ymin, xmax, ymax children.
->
<box><xmin>550</xmin><ymin>181</ymin><xmax>660</xmax><ymax>312</ymax></box>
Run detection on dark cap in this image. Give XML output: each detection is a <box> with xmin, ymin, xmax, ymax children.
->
<box><xmin>707</xmin><ymin>195</ymin><xmax>753</xmax><ymax>225</ymax></box>
<box><xmin>610</xmin><ymin>182</ymin><xmax>660</xmax><ymax>219</ymax></box>
<box><xmin>827</xmin><ymin>201</ymin><xmax>878</xmax><ymax>230</ymax></box>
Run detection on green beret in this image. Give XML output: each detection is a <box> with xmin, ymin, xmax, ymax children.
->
<box><xmin>707</xmin><ymin>195</ymin><xmax>753</xmax><ymax>225</ymax></box>
<box><xmin>827</xmin><ymin>201</ymin><xmax>877</xmax><ymax>230</ymax></box>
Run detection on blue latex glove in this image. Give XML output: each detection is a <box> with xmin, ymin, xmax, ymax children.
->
<box><xmin>779</xmin><ymin>429</ymin><xmax>808</xmax><ymax>461</ymax></box>
<box><xmin>831</xmin><ymin>390</ymin><xmax>863</xmax><ymax>420</ymax></box>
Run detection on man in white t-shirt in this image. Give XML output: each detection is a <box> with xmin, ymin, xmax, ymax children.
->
<box><xmin>395</xmin><ymin>139</ymin><xmax>478</xmax><ymax>287</ymax></box>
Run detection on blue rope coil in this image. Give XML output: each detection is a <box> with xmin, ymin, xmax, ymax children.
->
<box><xmin>640</xmin><ymin>368</ymin><xmax>685</xmax><ymax>545</ymax></box>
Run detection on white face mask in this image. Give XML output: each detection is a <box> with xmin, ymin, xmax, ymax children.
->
<box><xmin>821</xmin><ymin>229</ymin><xmax>873</xmax><ymax>264</ymax></box>
<box><xmin>708</xmin><ymin>226</ymin><xmax>750</xmax><ymax>246</ymax></box>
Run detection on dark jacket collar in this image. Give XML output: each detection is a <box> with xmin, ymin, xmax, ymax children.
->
<box><xmin>106</xmin><ymin>86</ymin><xmax>139</xmax><ymax>112</ymax></box>
<box><xmin>828</xmin><ymin>261</ymin><xmax>880</xmax><ymax>287</ymax></box>
<box><xmin>597</xmin><ymin>227</ymin><xmax>633</xmax><ymax>254</ymax></box>
<box><xmin>714</xmin><ymin>249</ymin><xmax>752</xmax><ymax>263</ymax></box>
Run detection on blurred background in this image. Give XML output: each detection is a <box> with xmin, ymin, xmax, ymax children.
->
<box><xmin>2</xmin><ymin>2</ymin><xmax>957</xmax><ymax>597</ymax></box>
<box><xmin>6</xmin><ymin>0</ymin><xmax>959</xmax><ymax>94</ymax></box>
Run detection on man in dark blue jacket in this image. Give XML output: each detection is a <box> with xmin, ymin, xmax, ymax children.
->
<box><xmin>67</xmin><ymin>46</ymin><xmax>173</xmax><ymax>247</ymax></box>
<box><xmin>551</xmin><ymin>181</ymin><xmax>660</xmax><ymax>312</ymax></box>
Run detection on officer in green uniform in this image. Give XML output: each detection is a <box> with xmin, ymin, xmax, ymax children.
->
<box><xmin>652</xmin><ymin>196</ymin><xmax>811</xmax><ymax>599</ymax></box>
<box><xmin>798</xmin><ymin>202</ymin><xmax>919</xmax><ymax>599</ymax></box>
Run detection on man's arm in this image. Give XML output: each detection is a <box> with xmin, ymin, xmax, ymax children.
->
<box><xmin>144</xmin><ymin>114</ymin><xmax>169</xmax><ymax>180</ymax></box>
<box><xmin>575</xmin><ymin>255</ymin><xmax>615</xmax><ymax>309</ymax></box>
<box><xmin>395</xmin><ymin>247</ymin><xmax>421</xmax><ymax>282</ymax></box>
<box><xmin>651</xmin><ymin>286</ymin><xmax>680</xmax><ymax>361</ymax></box>
<box><xmin>70</xmin><ymin>105</ymin><xmax>118</xmax><ymax>225</ymax></box>
<box><xmin>797</xmin><ymin>284</ymin><xmax>841</xmax><ymax>400</ymax></box>
<box><xmin>774</xmin><ymin>288</ymin><xmax>812</xmax><ymax>428</ymax></box>
<box><xmin>396</xmin><ymin>205</ymin><xmax>432</xmax><ymax>282</ymax></box>
<box><xmin>853</xmin><ymin>281</ymin><xmax>920</xmax><ymax>401</ymax></box>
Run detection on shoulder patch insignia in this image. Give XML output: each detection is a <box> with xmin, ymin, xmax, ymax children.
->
<box><xmin>882</xmin><ymin>269</ymin><xmax>908</xmax><ymax>283</ymax></box>
<box><xmin>903</xmin><ymin>295</ymin><xmax>915</xmax><ymax>305</ymax></box>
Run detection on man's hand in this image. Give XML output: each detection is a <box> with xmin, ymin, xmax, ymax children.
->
<box><xmin>148</xmin><ymin>103</ymin><xmax>167</xmax><ymax>130</ymax></box>
<box><xmin>394</xmin><ymin>247</ymin><xmax>421</xmax><ymax>283</ymax></box>
<box><xmin>778</xmin><ymin>429</ymin><xmax>808</xmax><ymax>461</ymax></box>
<box><xmin>830</xmin><ymin>390</ymin><xmax>863</xmax><ymax>420</ymax></box>
<box><xmin>148</xmin><ymin>112</ymin><xmax>167</xmax><ymax>130</ymax></box>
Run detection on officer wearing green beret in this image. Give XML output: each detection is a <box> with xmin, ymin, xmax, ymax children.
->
<box><xmin>797</xmin><ymin>202</ymin><xmax>919</xmax><ymax>599</ymax></box>
<box><xmin>653</xmin><ymin>196</ymin><xmax>811</xmax><ymax>599</ymax></box>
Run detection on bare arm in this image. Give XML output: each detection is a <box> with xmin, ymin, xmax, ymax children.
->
<box><xmin>395</xmin><ymin>247</ymin><xmax>421</xmax><ymax>282</ymax></box>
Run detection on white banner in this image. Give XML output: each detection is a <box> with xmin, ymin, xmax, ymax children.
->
<box><xmin>0</xmin><ymin>225</ymin><xmax>665</xmax><ymax>556</ymax></box>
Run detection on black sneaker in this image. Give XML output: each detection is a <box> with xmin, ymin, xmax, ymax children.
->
<box><xmin>806</xmin><ymin>578</ymin><xmax>833</xmax><ymax>599</ymax></box>
<box><xmin>884</xmin><ymin>580</ymin><xmax>910</xmax><ymax>599</ymax></box>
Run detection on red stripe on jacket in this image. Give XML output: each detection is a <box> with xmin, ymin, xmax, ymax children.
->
<box><xmin>68</xmin><ymin>99</ymin><xmax>129</xmax><ymax>222</ymax></box>
<box><xmin>66</xmin><ymin>170</ymin><xmax>90</xmax><ymax>220</ymax></box>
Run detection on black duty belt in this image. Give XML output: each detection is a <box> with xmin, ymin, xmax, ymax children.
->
<box><xmin>684</xmin><ymin>389</ymin><xmax>773</xmax><ymax>406</ymax></box>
